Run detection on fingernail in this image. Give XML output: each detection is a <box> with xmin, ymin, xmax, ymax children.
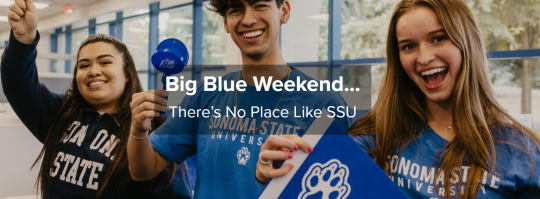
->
<box><xmin>307</xmin><ymin>147</ymin><xmax>313</xmax><ymax>153</ymax></box>
<box><xmin>293</xmin><ymin>144</ymin><xmax>298</xmax><ymax>151</ymax></box>
<box><xmin>289</xmin><ymin>164</ymin><xmax>294</xmax><ymax>170</ymax></box>
<box><xmin>287</xmin><ymin>153</ymin><xmax>293</xmax><ymax>159</ymax></box>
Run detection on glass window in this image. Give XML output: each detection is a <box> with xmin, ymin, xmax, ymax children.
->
<box><xmin>122</xmin><ymin>15</ymin><xmax>150</xmax><ymax>72</ymax></box>
<box><xmin>36</xmin><ymin>58</ymin><xmax>51</xmax><ymax>74</ymax></box>
<box><xmin>0</xmin><ymin>41</ymin><xmax>7</xmax><ymax>49</ymax></box>
<box><xmin>159</xmin><ymin>5</ymin><xmax>193</xmax><ymax>66</ymax></box>
<box><xmin>294</xmin><ymin>66</ymin><xmax>328</xmax><ymax>81</ymax></box>
<box><xmin>341</xmin><ymin>0</ymin><xmax>398</xmax><ymax>60</ymax></box>
<box><xmin>160</xmin><ymin>0</ymin><xmax>191</xmax><ymax>9</ymax></box>
<box><xmin>71</xmin><ymin>29</ymin><xmax>89</xmax><ymax>54</ymax></box>
<box><xmin>465</xmin><ymin>0</ymin><xmax>540</xmax><ymax>51</ymax></box>
<box><xmin>72</xmin><ymin>19</ymin><xmax>89</xmax><ymax>29</ymax></box>
<box><xmin>95</xmin><ymin>23</ymin><xmax>110</xmax><ymax>35</ymax></box>
<box><xmin>138</xmin><ymin>71</ymin><xmax>149</xmax><ymax>91</ymax></box>
<box><xmin>341</xmin><ymin>64</ymin><xmax>380</xmax><ymax>110</ymax></box>
<box><xmin>340</xmin><ymin>0</ymin><xmax>540</xmax><ymax>59</ymax></box>
<box><xmin>124</xmin><ymin>4</ymin><xmax>150</xmax><ymax>18</ymax></box>
<box><xmin>96</xmin><ymin>12</ymin><xmax>117</xmax><ymax>24</ymax></box>
<box><xmin>282</xmin><ymin>0</ymin><xmax>329</xmax><ymax>63</ymax></box>
<box><xmin>55</xmin><ymin>33</ymin><xmax>66</xmax><ymax>73</ymax></box>
<box><xmin>202</xmin><ymin>5</ymin><xmax>228</xmax><ymax>65</ymax></box>
<box><xmin>489</xmin><ymin>59</ymin><xmax>540</xmax><ymax>132</ymax></box>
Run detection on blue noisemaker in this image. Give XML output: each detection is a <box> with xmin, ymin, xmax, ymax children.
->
<box><xmin>151</xmin><ymin>38</ymin><xmax>189</xmax><ymax>114</ymax></box>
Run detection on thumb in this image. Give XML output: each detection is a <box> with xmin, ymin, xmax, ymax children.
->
<box><xmin>24</xmin><ymin>0</ymin><xmax>38</xmax><ymax>13</ymax></box>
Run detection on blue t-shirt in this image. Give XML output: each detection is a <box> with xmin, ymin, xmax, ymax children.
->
<box><xmin>150</xmin><ymin>68</ymin><xmax>352</xmax><ymax>198</ymax></box>
<box><xmin>354</xmin><ymin>125</ymin><xmax>540</xmax><ymax>198</ymax></box>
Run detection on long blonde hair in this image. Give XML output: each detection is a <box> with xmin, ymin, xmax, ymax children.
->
<box><xmin>348</xmin><ymin>0</ymin><xmax>540</xmax><ymax>198</ymax></box>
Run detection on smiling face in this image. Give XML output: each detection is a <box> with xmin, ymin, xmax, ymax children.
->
<box><xmin>223</xmin><ymin>0</ymin><xmax>289</xmax><ymax>59</ymax></box>
<box><xmin>396</xmin><ymin>5</ymin><xmax>462</xmax><ymax>105</ymax></box>
<box><xmin>76</xmin><ymin>42</ymin><xmax>128</xmax><ymax>112</ymax></box>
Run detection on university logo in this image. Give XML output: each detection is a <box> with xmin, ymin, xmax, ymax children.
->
<box><xmin>299</xmin><ymin>159</ymin><xmax>351</xmax><ymax>199</ymax></box>
<box><xmin>237</xmin><ymin>147</ymin><xmax>251</xmax><ymax>165</ymax></box>
<box><xmin>159</xmin><ymin>58</ymin><xmax>175</xmax><ymax>69</ymax></box>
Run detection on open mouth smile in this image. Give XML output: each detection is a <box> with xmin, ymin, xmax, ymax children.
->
<box><xmin>418</xmin><ymin>67</ymin><xmax>448</xmax><ymax>90</ymax></box>
<box><xmin>239</xmin><ymin>29</ymin><xmax>265</xmax><ymax>42</ymax></box>
<box><xmin>87</xmin><ymin>80</ymin><xmax>108</xmax><ymax>89</ymax></box>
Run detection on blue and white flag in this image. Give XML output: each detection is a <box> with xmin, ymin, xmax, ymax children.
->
<box><xmin>258</xmin><ymin>113</ymin><xmax>408</xmax><ymax>199</ymax></box>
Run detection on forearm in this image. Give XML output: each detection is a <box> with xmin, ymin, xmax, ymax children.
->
<box><xmin>1</xmin><ymin>30</ymin><xmax>63</xmax><ymax>142</ymax></box>
<box><xmin>127</xmin><ymin>128</ymin><xmax>169</xmax><ymax>181</ymax></box>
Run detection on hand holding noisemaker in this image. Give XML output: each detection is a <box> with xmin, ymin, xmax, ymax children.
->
<box><xmin>151</xmin><ymin>38</ymin><xmax>189</xmax><ymax>113</ymax></box>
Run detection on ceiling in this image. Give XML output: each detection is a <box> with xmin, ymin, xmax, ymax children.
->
<box><xmin>0</xmin><ymin>0</ymin><xmax>100</xmax><ymax>32</ymax></box>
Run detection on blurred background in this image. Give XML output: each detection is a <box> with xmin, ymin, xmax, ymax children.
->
<box><xmin>0</xmin><ymin>0</ymin><xmax>538</xmax><ymax>198</ymax></box>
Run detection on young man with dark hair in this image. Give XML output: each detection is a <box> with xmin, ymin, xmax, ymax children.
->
<box><xmin>209</xmin><ymin>0</ymin><xmax>286</xmax><ymax>17</ymax></box>
<box><xmin>127</xmin><ymin>0</ymin><xmax>352</xmax><ymax>198</ymax></box>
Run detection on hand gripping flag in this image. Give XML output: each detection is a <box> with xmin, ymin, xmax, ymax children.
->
<box><xmin>258</xmin><ymin>111</ymin><xmax>409</xmax><ymax>199</ymax></box>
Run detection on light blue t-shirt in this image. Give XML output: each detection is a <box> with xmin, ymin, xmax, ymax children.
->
<box><xmin>354</xmin><ymin>125</ymin><xmax>540</xmax><ymax>198</ymax></box>
<box><xmin>150</xmin><ymin>68</ymin><xmax>352</xmax><ymax>199</ymax></box>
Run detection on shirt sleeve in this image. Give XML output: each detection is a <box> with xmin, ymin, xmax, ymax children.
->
<box><xmin>149</xmin><ymin>94</ymin><xmax>198</xmax><ymax>164</ymax></box>
<box><xmin>1</xmin><ymin>30</ymin><xmax>64</xmax><ymax>143</ymax></box>
<box><xmin>352</xmin><ymin>134</ymin><xmax>376</xmax><ymax>157</ymax></box>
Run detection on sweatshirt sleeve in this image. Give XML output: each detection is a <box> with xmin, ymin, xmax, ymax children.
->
<box><xmin>1</xmin><ymin>30</ymin><xmax>64</xmax><ymax>143</ymax></box>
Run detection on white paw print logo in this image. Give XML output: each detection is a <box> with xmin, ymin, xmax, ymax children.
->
<box><xmin>299</xmin><ymin>159</ymin><xmax>351</xmax><ymax>199</ymax></box>
<box><xmin>237</xmin><ymin>147</ymin><xmax>250</xmax><ymax>165</ymax></box>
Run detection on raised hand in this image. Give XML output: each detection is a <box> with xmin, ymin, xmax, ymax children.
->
<box><xmin>7</xmin><ymin>0</ymin><xmax>39</xmax><ymax>44</ymax></box>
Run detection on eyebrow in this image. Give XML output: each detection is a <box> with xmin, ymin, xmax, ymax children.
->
<box><xmin>229</xmin><ymin>0</ymin><xmax>273</xmax><ymax>9</ymax></box>
<box><xmin>397</xmin><ymin>39</ymin><xmax>412</xmax><ymax>46</ymax></box>
<box><xmin>428</xmin><ymin>28</ymin><xmax>446</xmax><ymax>35</ymax></box>
<box><xmin>250</xmin><ymin>0</ymin><xmax>273</xmax><ymax>5</ymax></box>
<box><xmin>78</xmin><ymin>54</ymin><xmax>115</xmax><ymax>63</ymax></box>
<box><xmin>397</xmin><ymin>28</ymin><xmax>446</xmax><ymax>45</ymax></box>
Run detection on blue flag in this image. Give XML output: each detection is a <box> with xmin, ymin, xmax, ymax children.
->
<box><xmin>258</xmin><ymin>113</ymin><xmax>408</xmax><ymax>199</ymax></box>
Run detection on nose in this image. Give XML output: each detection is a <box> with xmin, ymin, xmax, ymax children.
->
<box><xmin>417</xmin><ymin>45</ymin><xmax>435</xmax><ymax>66</ymax></box>
<box><xmin>88</xmin><ymin>64</ymin><xmax>102</xmax><ymax>77</ymax></box>
<box><xmin>241</xmin><ymin>8</ymin><xmax>258</xmax><ymax>27</ymax></box>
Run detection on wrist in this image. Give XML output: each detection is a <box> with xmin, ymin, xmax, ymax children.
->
<box><xmin>131</xmin><ymin>130</ymin><xmax>149</xmax><ymax>140</ymax></box>
<box><xmin>130</xmin><ymin>125</ymin><xmax>150</xmax><ymax>140</ymax></box>
<box><xmin>14</xmin><ymin>30</ymin><xmax>37</xmax><ymax>44</ymax></box>
<box><xmin>255</xmin><ymin>170</ymin><xmax>268</xmax><ymax>186</ymax></box>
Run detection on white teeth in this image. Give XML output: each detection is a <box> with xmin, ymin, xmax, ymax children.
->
<box><xmin>242</xmin><ymin>30</ymin><xmax>263</xmax><ymax>38</ymax></box>
<box><xmin>89</xmin><ymin>81</ymin><xmax>106</xmax><ymax>87</ymax></box>
<box><xmin>421</xmin><ymin>68</ymin><xmax>446</xmax><ymax>76</ymax></box>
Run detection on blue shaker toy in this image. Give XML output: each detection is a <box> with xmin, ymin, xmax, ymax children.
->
<box><xmin>151</xmin><ymin>38</ymin><xmax>189</xmax><ymax>113</ymax></box>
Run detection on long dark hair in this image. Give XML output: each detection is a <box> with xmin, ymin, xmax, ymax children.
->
<box><xmin>32</xmin><ymin>34</ymin><xmax>177</xmax><ymax>198</ymax></box>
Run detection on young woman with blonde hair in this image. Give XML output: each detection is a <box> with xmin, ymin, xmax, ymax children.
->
<box><xmin>256</xmin><ymin>0</ymin><xmax>540</xmax><ymax>198</ymax></box>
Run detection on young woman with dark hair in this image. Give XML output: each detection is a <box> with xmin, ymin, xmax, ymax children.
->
<box><xmin>1</xmin><ymin>0</ymin><xmax>191</xmax><ymax>198</ymax></box>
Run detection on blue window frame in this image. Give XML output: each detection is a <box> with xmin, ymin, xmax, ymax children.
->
<box><xmin>49</xmin><ymin>0</ymin><xmax>540</xmax><ymax>91</ymax></box>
